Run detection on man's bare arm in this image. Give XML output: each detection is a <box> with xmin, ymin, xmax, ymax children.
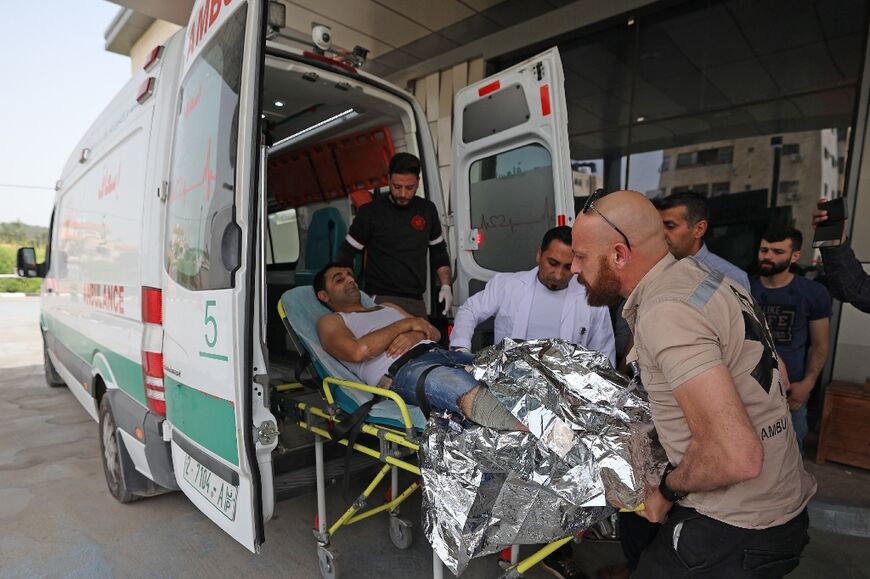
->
<box><xmin>665</xmin><ymin>364</ymin><xmax>763</xmax><ymax>493</ymax></box>
<box><xmin>804</xmin><ymin>318</ymin><xmax>829</xmax><ymax>385</ymax></box>
<box><xmin>778</xmin><ymin>356</ymin><xmax>790</xmax><ymax>389</ymax></box>
<box><xmin>788</xmin><ymin>318</ymin><xmax>829</xmax><ymax>408</ymax></box>
<box><xmin>318</xmin><ymin>314</ymin><xmax>428</xmax><ymax>363</ymax></box>
<box><xmin>383</xmin><ymin>303</ymin><xmax>441</xmax><ymax>342</ymax></box>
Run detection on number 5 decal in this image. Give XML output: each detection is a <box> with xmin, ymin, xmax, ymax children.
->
<box><xmin>205</xmin><ymin>300</ymin><xmax>217</xmax><ymax>348</ymax></box>
<box><xmin>199</xmin><ymin>300</ymin><xmax>227</xmax><ymax>361</ymax></box>
<box><xmin>205</xmin><ymin>300</ymin><xmax>218</xmax><ymax>347</ymax></box>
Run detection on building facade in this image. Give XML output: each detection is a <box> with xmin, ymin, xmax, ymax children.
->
<box><xmin>659</xmin><ymin>129</ymin><xmax>842</xmax><ymax>257</ymax></box>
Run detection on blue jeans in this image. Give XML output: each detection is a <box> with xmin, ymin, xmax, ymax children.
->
<box><xmin>791</xmin><ymin>406</ymin><xmax>808</xmax><ymax>455</ymax></box>
<box><xmin>391</xmin><ymin>350</ymin><xmax>478</xmax><ymax>414</ymax></box>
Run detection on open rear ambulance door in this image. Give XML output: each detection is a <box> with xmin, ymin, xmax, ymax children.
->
<box><xmin>451</xmin><ymin>48</ymin><xmax>574</xmax><ymax>322</ymax></box>
<box><xmin>161</xmin><ymin>0</ymin><xmax>276</xmax><ymax>552</ymax></box>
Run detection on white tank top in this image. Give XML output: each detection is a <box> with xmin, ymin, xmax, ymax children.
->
<box><xmin>337</xmin><ymin>307</ymin><xmax>430</xmax><ymax>385</ymax></box>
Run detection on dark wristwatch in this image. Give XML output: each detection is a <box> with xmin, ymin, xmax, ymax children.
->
<box><xmin>659</xmin><ymin>462</ymin><xmax>688</xmax><ymax>503</ymax></box>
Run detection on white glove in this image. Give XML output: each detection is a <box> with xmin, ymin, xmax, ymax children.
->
<box><xmin>438</xmin><ymin>284</ymin><xmax>453</xmax><ymax>316</ymax></box>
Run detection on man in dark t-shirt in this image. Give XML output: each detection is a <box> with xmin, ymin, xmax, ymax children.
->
<box><xmin>337</xmin><ymin>153</ymin><xmax>452</xmax><ymax>318</ymax></box>
<box><xmin>750</xmin><ymin>226</ymin><xmax>831</xmax><ymax>454</ymax></box>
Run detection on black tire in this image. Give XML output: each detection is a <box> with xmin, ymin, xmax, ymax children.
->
<box><xmin>98</xmin><ymin>396</ymin><xmax>137</xmax><ymax>503</ymax></box>
<box><xmin>43</xmin><ymin>342</ymin><xmax>65</xmax><ymax>388</ymax></box>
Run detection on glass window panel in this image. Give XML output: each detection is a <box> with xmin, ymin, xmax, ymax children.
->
<box><xmin>469</xmin><ymin>144</ymin><xmax>555</xmax><ymax>272</ymax></box>
<box><xmin>267</xmin><ymin>208</ymin><xmax>300</xmax><ymax>265</ymax></box>
<box><xmin>571</xmin><ymin>159</ymin><xmax>604</xmax><ymax>213</ymax></box>
<box><xmin>165</xmin><ymin>7</ymin><xmax>246</xmax><ymax>290</ymax></box>
<box><xmin>783</xmin><ymin>143</ymin><xmax>801</xmax><ymax>156</ymax></box>
<box><xmin>711</xmin><ymin>181</ymin><xmax>731</xmax><ymax>196</ymax></box>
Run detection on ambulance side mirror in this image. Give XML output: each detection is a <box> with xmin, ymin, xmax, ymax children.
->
<box><xmin>17</xmin><ymin>247</ymin><xmax>41</xmax><ymax>278</ymax></box>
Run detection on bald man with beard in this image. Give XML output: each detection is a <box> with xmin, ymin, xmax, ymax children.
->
<box><xmin>571</xmin><ymin>191</ymin><xmax>815</xmax><ymax>578</ymax></box>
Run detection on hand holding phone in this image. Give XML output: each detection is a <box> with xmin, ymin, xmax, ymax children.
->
<box><xmin>812</xmin><ymin>197</ymin><xmax>847</xmax><ymax>248</ymax></box>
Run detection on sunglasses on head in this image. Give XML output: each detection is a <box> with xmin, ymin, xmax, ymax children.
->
<box><xmin>582</xmin><ymin>188</ymin><xmax>632</xmax><ymax>250</ymax></box>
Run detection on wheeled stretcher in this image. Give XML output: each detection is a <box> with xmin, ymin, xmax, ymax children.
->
<box><xmin>276</xmin><ymin>287</ymin><xmax>600</xmax><ymax>578</ymax></box>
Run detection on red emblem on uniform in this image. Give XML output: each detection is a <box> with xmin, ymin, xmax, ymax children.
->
<box><xmin>411</xmin><ymin>214</ymin><xmax>426</xmax><ymax>231</ymax></box>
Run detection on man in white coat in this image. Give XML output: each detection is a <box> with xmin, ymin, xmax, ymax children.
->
<box><xmin>450</xmin><ymin>225</ymin><xmax>616</xmax><ymax>365</ymax></box>
<box><xmin>450</xmin><ymin>225</ymin><xmax>615</xmax><ymax>578</ymax></box>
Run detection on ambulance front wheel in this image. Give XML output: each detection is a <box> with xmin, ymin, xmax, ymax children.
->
<box><xmin>98</xmin><ymin>396</ymin><xmax>137</xmax><ymax>503</ymax></box>
<box><xmin>317</xmin><ymin>545</ymin><xmax>338</xmax><ymax>579</ymax></box>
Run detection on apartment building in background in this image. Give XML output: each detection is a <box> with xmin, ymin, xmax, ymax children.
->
<box><xmin>658</xmin><ymin>129</ymin><xmax>843</xmax><ymax>257</ymax></box>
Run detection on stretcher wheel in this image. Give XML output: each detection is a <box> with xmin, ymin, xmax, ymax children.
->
<box><xmin>389</xmin><ymin>516</ymin><xmax>414</xmax><ymax>550</ymax></box>
<box><xmin>318</xmin><ymin>545</ymin><xmax>338</xmax><ymax>579</ymax></box>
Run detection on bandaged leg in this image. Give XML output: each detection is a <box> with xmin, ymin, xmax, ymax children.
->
<box><xmin>461</xmin><ymin>385</ymin><xmax>526</xmax><ymax>431</ymax></box>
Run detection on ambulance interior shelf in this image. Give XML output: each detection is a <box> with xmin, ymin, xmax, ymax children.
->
<box><xmin>268</xmin><ymin>126</ymin><xmax>394</xmax><ymax>209</ymax></box>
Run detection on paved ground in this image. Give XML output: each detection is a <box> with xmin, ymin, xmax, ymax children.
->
<box><xmin>1</xmin><ymin>295</ymin><xmax>869</xmax><ymax>578</ymax></box>
<box><xmin>0</xmin><ymin>295</ymin><xmax>43</xmax><ymax>368</ymax></box>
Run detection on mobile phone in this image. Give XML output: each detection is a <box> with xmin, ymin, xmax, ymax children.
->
<box><xmin>818</xmin><ymin>198</ymin><xmax>847</xmax><ymax>221</ymax></box>
<box><xmin>812</xmin><ymin>198</ymin><xmax>847</xmax><ymax>248</ymax></box>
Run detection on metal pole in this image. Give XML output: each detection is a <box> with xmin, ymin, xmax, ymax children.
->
<box><xmin>624</xmin><ymin>17</ymin><xmax>640</xmax><ymax>189</ymax></box>
<box><xmin>770</xmin><ymin>136</ymin><xmax>783</xmax><ymax>209</ymax></box>
<box><xmin>391</xmin><ymin>464</ymin><xmax>399</xmax><ymax>508</ymax></box>
<box><xmin>315</xmin><ymin>435</ymin><xmax>327</xmax><ymax>535</ymax></box>
<box><xmin>433</xmin><ymin>549</ymin><xmax>444</xmax><ymax>579</ymax></box>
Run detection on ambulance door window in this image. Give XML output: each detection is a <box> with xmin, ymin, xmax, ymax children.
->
<box><xmin>165</xmin><ymin>8</ymin><xmax>245</xmax><ymax>290</ymax></box>
<box><xmin>469</xmin><ymin>143</ymin><xmax>555</xmax><ymax>272</ymax></box>
<box><xmin>266</xmin><ymin>208</ymin><xmax>299</xmax><ymax>265</ymax></box>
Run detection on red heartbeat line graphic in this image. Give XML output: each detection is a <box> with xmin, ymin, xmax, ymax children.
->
<box><xmin>172</xmin><ymin>137</ymin><xmax>217</xmax><ymax>204</ymax></box>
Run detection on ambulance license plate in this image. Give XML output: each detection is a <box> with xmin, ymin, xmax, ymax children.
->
<box><xmin>183</xmin><ymin>454</ymin><xmax>238</xmax><ymax>521</ymax></box>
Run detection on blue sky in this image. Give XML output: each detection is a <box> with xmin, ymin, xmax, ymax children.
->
<box><xmin>0</xmin><ymin>1</ymin><xmax>129</xmax><ymax>226</ymax></box>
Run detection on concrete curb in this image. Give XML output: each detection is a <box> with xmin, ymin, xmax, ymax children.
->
<box><xmin>808</xmin><ymin>496</ymin><xmax>870</xmax><ymax>538</ymax></box>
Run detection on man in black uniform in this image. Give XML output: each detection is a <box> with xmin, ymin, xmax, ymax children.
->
<box><xmin>337</xmin><ymin>152</ymin><xmax>452</xmax><ymax>318</ymax></box>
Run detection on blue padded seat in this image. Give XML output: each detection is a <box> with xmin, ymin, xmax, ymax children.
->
<box><xmin>295</xmin><ymin>207</ymin><xmax>346</xmax><ymax>286</ymax></box>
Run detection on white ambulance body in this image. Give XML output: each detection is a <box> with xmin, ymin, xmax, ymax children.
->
<box><xmin>19</xmin><ymin>0</ymin><xmax>574</xmax><ymax>555</ymax></box>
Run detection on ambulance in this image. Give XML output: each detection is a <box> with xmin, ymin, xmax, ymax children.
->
<box><xmin>16</xmin><ymin>0</ymin><xmax>575</xmax><ymax>555</ymax></box>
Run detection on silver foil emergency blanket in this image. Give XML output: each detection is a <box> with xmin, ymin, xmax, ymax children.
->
<box><xmin>420</xmin><ymin>339</ymin><xmax>666</xmax><ymax>575</ymax></box>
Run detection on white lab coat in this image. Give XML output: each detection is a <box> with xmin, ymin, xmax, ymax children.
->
<box><xmin>450</xmin><ymin>268</ymin><xmax>617</xmax><ymax>364</ymax></box>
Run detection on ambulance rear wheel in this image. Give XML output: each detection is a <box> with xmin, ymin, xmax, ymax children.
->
<box><xmin>98</xmin><ymin>396</ymin><xmax>136</xmax><ymax>503</ymax></box>
<box><xmin>317</xmin><ymin>545</ymin><xmax>338</xmax><ymax>579</ymax></box>
<box><xmin>389</xmin><ymin>516</ymin><xmax>414</xmax><ymax>550</ymax></box>
<box><xmin>43</xmin><ymin>342</ymin><xmax>65</xmax><ymax>387</ymax></box>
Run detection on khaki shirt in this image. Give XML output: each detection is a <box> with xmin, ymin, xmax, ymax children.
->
<box><xmin>624</xmin><ymin>254</ymin><xmax>816</xmax><ymax>529</ymax></box>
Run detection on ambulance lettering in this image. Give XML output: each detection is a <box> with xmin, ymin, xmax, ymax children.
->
<box><xmin>83</xmin><ymin>283</ymin><xmax>126</xmax><ymax>314</ymax></box>
<box><xmin>186</xmin><ymin>0</ymin><xmax>235</xmax><ymax>60</ymax></box>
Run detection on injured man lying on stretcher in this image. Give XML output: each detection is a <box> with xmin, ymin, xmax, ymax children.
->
<box><xmin>314</xmin><ymin>263</ymin><xmax>525</xmax><ymax>431</ymax></box>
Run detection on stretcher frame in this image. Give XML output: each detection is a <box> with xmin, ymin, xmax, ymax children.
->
<box><xmin>288</xmin><ymin>374</ymin><xmax>586</xmax><ymax>579</ymax></box>
<box><xmin>277</xmin><ymin>298</ymin><xmax>593</xmax><ymax>578</ymax></box>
